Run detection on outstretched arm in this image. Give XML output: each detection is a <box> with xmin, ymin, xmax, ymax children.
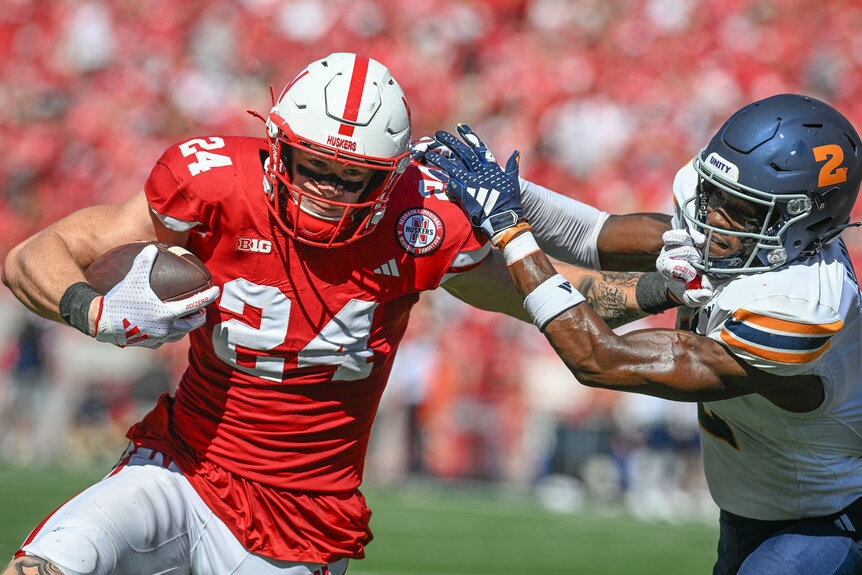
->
<box><xmin>426</xmin><ymin>124</ymin><xmax>820</xmax><ymax>408</ymax></box>
<box><xmin>506</xmin><ymin>249</ymin><xmax>822</xmax><ymax>409</ymax></box>
<box><xmin>520</xmin><ymin>177</ymin><xmax>670</xmax><ymax>272</ymax></box>
<box><xmin>598</xmin><ymin>213</ymin><xmax>671</xmax><ymax>271</ymax></box>
<box><xmin>507</xmin><ymin>250</ymin><xmax>747</xmax><ymax>400</ymax></box>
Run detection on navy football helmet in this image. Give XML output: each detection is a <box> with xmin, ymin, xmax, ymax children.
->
<box><xmin>680</xmin><ymin>94</ymin><xmax>862</xmax><ymax>275</ymax></box>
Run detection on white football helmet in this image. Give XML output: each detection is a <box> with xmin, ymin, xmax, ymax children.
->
<box><xmin>263</xmin><ymin>52</ymin><xmax>412</xmax><ymax>247</ymax></box>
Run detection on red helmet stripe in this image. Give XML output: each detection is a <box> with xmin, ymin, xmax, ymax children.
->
<box><xmin>337</xmin><ymin>54</ymin><xmax>370</xmax><ymax>137</ymax></box>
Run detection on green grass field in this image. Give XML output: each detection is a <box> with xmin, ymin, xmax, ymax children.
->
<box><xmin>0</xmin><ymin>467</ymin><xmax>718</xmax><ymax>574</ymax></box>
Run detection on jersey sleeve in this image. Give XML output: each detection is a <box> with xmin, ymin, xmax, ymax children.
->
<box><xmin>704</xmin><ymin>269</ymin><xmax>846</xmax><ymax>376</ymax></box>
<box><xmin>401</xmin><ymin>163</ymin><xmax>492</xmax><ymax>289</ymax></box>
<box><xmin>145</xmin><ymin>137</ymin><xmax>236</xmax><ymax>237</ymax></box>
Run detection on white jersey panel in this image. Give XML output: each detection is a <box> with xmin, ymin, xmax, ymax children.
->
<box><xmin>687</xmin><ymin>240</ymin><xmax>862</xmax><ymax>520</ymax></box>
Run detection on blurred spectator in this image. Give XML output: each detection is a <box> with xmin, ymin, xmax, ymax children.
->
<box><xmin>2</xmin><ymin>0</ymin><xmax>859</xmax><ymax>521</ymax></box>
<box><xmin>0</xmin><ymin>315</ymin><xmax>49</xmax><ymax>462</ymax></box>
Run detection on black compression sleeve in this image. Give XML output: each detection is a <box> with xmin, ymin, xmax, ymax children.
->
<box><xmin>635</xmin><ymin>271</ymin><xmax>679</xmax><ymax>314</ymax></box>
<box><xmin>59</xmin><ymin>282</ymin><xmax>100</xmax><ymax>335</ymax></box>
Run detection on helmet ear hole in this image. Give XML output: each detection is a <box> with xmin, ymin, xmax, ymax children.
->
<box><xmin>805</xmin><ymin>216</ymin><xmax>835</xmax><ymax>237</ymax></box>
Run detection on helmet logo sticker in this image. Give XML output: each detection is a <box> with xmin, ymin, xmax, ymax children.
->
<box><xmin>705</xmin><ymin>152</ymin><xmax>739</xmax><ymax>181</ymax></box>
<box><xmin>396</xmin><ymin>208</ymin><xmax>444</xmax><ymax>256</ymax></box>
<box><xmin>326</xmin><ymin>134</ymin><xmax>358</xmax><ymax>152</ymax></box>
<box><xmin>813</xmin><ymin>144</ymin><xmax>848</xmax><ymax>187</ymax></box>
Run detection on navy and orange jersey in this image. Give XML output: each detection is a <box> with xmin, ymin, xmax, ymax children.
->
<box><xmin>127</xmin><ymin>135</ymin><xmax>488</xmax><ymax>562</ymax></box>
<box><xmin>679</xmin><ymin>239</ymin><xmax>862</xmax><ymax>521</ymax></box>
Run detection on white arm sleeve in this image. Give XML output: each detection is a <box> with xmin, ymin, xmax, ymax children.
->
<box><xmin>520</xmin><ymin>177</ymin><xmax>609</xmax><ymax>269</ymax></box>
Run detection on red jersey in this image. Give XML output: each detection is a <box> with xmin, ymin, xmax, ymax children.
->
<box><xmin>127</xmin><ymin>136</ymin><xmax>488</xmax><ymax>562</ymax></box>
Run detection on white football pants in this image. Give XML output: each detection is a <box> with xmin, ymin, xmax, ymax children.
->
<box><xmin>20</xmin><ymin>446</ymin><xmax>349</xmax><ymax>575</ymax></box>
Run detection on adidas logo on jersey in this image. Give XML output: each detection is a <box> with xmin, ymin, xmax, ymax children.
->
<box><xmin>374</xmin><ymin>258</ymin><xmax>400</xmax><ymax>277</ymax></box>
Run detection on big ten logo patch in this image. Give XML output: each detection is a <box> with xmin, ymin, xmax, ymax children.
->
<box><xmin>237</xmin><ymin>237</ymin><xmax>273</xmax><ymax>254</ymax></box>
<box><xmin>396</xmin><ymin>208</ymin><xmax>444</xmax><ymax>256</ymax></box>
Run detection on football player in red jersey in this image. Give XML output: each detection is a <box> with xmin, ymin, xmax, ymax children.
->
<box><xmin>2</xmin><ymin>53</ymin><xmax>671</xmax><ymax>575</ymax></box>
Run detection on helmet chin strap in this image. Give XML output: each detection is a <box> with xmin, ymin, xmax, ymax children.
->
<box><xmin>705</xmin><ymin>253</ymin><xmax>748</xmax><ymax>272</ymax></box>
<box><xmin>262</xmin><ymin>156</ymin><xmax>276</xmax><ymax>198</ymax></box>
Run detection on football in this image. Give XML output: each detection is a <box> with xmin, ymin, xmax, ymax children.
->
<box><xmin>84</xmin><ymin>241</ymin><xmax>213</xmax><ymax>302</ymax></box>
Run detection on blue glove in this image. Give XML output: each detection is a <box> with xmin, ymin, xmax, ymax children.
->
<box><xmin>424</xmin><ymin>124</ymin><xmax>524</xmax><ymax>243</ymax></box>
<box><xmin>410</xmin><ymin>136</ymin><xmax>465</xmax><ymax>170</ymax></box>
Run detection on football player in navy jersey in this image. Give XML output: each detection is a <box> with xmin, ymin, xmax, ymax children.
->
<box><xmin>2</xmin><ymin>52</ymin><xmax>671</xmax><ymax>575</ymax></box>
<box><xmin>430</xmin><ymin>94</ymin><xmax>862</xmax><ymax>574</ymax></box>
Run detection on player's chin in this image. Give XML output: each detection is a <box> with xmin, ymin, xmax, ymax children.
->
<box><xmin>298</xmin><ymin>200</ymin><xmax>346</xmax><ymax>221</ymax></box>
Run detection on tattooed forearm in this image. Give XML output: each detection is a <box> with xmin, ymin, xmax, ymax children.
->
<box><xmin>5</xmin><ymin>556</ymin><xmax>65</xmax><ymax>575</ymax></box>
<box><xmin>575</xmin><ymin>272</ymin><xmax>646</xmax><ymax>328</ymax></box>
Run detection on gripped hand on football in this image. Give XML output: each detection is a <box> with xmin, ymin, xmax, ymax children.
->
<box><xmin>85</xmin><ymin>241</ymin><xmax>219</xmax><ymax>348</ymax></box>
<box><xmin>85</xmin><ymin>241</ymin><xmax>213</xmax><ymax>301</ymax></box>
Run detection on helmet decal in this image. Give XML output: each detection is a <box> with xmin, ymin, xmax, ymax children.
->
<box><xmin>703</xmin><ymin>152</ymin><xmax>739</xmax><ymax>182</ymax></box>
<box><xmin>813</xmin><ymin>144</ymin><xmax>848</xmax><ymax>187</ymax></box>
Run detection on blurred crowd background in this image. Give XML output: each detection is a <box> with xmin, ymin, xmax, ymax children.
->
<box><xmin>2</xmin><ymin>0</ymin><xmax>862</xmax><ymax>522</ymax></box>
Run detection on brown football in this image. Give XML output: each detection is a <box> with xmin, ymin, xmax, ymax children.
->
<box><xmin>84</xmin><ymin>241</ymin><xmax>213</xmax><ymax>301</ymax></box>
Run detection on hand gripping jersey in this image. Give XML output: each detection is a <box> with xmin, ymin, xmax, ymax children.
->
<box><xmin>127</xmin><ymin>136</ymin><xmax>489</xmax><ymax>562</ymax></box>
<box><xmin>672</xmin><ymin>164</ymin><xmax>862</xmax><ymax>520</ymax></box>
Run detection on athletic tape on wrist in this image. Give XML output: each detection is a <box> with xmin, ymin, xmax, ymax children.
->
<box><xmin>59</xmin><ymin>281</ymin><xmax>100</xmax><ymax>336</ymax></box>
<box><xmin>635</xmin><ymin>271</ymin><xmax>678</xmax><ymax>314</ymax></box>
<box><xmin>523</xmin><ymin>273</ymin><xmax>586</xmax><ymax>330</ymax></box>
<box><xmin>493</xmin><ymin>221</ymin><xmax>532</xmax><ymax>250</ymax></box>
<box><xmin>501</xmin><ymin>231</ymin><xmax>540</xmax><ymax>266</ymax></box>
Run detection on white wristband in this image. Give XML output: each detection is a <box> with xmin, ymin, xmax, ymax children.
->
<box><xmin>502</xmin><ymin>231</ymin><xmax>540</xmax><ymax>266</ymax></box>
<box><xmin>524</xmin><ymin>273</ymin><xmax>586</xmax><ymax>330</ymax></box>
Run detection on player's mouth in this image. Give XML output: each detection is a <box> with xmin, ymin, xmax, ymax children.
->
<box><xmin>705</xmin><ymin>233</ymin><xmax>752</xmax><ymax>261</ymax></box>
<box><xmin>299</xmin><ymin>198</ymin><xmax>345</xmax><ymax>220</ymax></box>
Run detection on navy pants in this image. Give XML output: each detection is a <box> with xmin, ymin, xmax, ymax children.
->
<box><xmin>714</xmin><ymin>509</ymin><xmax>862</xmax><ymax>574</ymax></box>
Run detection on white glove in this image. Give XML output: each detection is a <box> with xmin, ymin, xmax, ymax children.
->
<box><xmin>656</xmin><ymin>229</ymin><xmax>714</xmax><ymax>307</ymax></box>
<box><xmin>95</xmin><ymin>244</ymin><xmax>220</xmax><ymax>348</ymax></box>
